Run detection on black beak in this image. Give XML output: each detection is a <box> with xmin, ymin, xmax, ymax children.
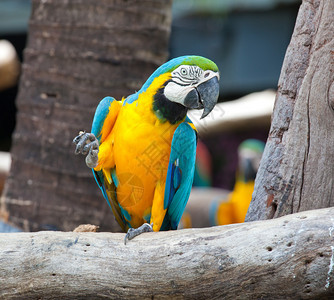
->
<box><xmin>241</xmin><ymin>158</ymin><xmax>257</xmax><ymax>182</ymax></box>
<box><xmin>184</xmin><ymin>76</ymin><xmax>220</xmax><ymax>119</ymax></box>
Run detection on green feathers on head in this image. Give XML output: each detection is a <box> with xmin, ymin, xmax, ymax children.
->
<box><xmin>179</xmin><ymin>56</ymin><xmax>219</xmax><ymax>72</ymax></box>
<box><xmin>239</xmin><ymin>139</ymin><xmax>265</xmax><ymax>154</ymax></box>
<box><xmin>140</xmin><ymin>55</ymin><xmax>219</xmax><ymax>93</ymax></box>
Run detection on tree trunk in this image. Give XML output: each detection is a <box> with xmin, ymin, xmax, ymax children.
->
<box><xmin>0</xmin><ymin>0</ymin><xmax>172</xmax><ymax>231</ymax></box>
<box><xmin>246</xmin><ymin>0</ymin><xmax>334</xmax><ymax>222</ymax></box>
<box><xmin>1</xmin><ymin>207</ymin><xmax>334</xmax><ymax>299</ymax></box>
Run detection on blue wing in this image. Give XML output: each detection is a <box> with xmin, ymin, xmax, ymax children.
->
<box><xmin>90</xmin><ymin>96</ymin><xmax>127</xmax><ymax>231</ymax></box>
<box><xmin>161</xmin><ymin>121</ymin><xmax>197</xmax><ymax>230</ymax></box>
<box><xmin>91</xmin><ymin>96</ymin><xmax>115</xmax><ymax>143</ymax></box>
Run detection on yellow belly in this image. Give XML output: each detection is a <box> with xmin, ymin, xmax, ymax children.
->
<box><xmin>111</xmin><ymin>102</ymin><xmax>179</xmax><ymax>228</ymax></box>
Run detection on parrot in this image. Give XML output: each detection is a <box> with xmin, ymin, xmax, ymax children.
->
<box><xmin>73</xmin><ymin>55</ymin><xmax>220</xmax><ymax>243</ymax></box>
<box><xmin>212</xmin><ymin>139</ymin><xmax>265</xmax><ymax>225</ymax></box>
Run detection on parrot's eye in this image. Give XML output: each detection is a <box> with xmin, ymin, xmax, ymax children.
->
<box><xmin>171</xmin><ymin>65</ymin><xmax>203</xmax><ymax>85</ymax></box>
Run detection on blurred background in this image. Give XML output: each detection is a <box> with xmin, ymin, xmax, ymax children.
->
<box><xmin>0</xmin><ymin>0</ymin><xmax>30</xmax><ymax>151</ymax></box>
<box><xmin>0</xmin><ymin>0</ymin><xmax>301</xmax><ymax>230</ymax></box>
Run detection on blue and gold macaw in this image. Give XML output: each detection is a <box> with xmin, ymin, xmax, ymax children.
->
<box><xmin>213</xmin><ymin>139</ymin><xmax>265</xmax><ymax>225</ymax></box>
<box><xmin>73</xmin><ymin>56</ymin><xmax>219</xmax><ymax>242</ymax></box>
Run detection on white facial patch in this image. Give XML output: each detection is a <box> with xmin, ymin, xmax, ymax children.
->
<box><xmin>164</xmin><ymin>81</ymin><xmax>194</xmax><ymax>104</ymax></box>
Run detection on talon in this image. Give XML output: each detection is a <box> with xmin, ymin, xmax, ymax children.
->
<box><xmin>73</xmin><ymin>131</ymin><xmax>86</xmax><ymax>145</ymax></box>
<box><xmin>83</xmin><ymin>140</ymin><xmax>99</xmax><ymax>155</ymax></box>
<box><xmin>124</xmin><ymin>223</ymin><xmax>153</xmax><ymax>245</ymax></box>
<box><xmin>73</xmin><ymin>132</ymin><xmax>100</xmax><ymax>168</ymax></box>
<box><xmin>83</xmin><ymin>143</ymin><xmax>93</xmax><ymax>155</ymax></box>
<box><xmin>73</xmin><ymin>132</ymin><xmax>98</xmax><ymax>154</ymax></box>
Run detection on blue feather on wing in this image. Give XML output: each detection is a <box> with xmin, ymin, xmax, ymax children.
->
<box><xmin>90</xmin><ymin>96</ymin><xmax>127</xmax><ymax>231</ymax></box>
<box><xmin>161</xmin><ymin>122</ymin><xmax>197</xmax><ymax>230</ymax></box>
<box><xmin>91</xmin><ymin>96</ymin><xmax>115</xmax><ymax>143</ymax></box>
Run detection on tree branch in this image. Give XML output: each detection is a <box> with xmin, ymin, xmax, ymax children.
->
<box><xmin>1</xmin><ymin>207</ymin><xmax>334</xmax><ymax>299</ymax></box>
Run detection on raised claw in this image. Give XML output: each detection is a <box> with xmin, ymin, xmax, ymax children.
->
<box><xmin>85</xmin><ymin>146</ymin><xmax>99</xmax><ymax>168</ymax></box>
<box><xmin>82</xmin><ymin>140</ymin><xmax>98</xmax><ymax>156</ymax></box>
<box><xmin>73</xmin><ymin>132</ymin><xmax>98</xmax><ymax>154</ymax></box>
<box><xmin>124</xmin><ymin>223</ymin><xmax>153</xmax><ymax>245</ymax></box>
<box><xmin>73</xmin><ymin>132</ymin><xmax>99</xmax><ymax>168</ymax></box>
<box><xmin>72</xmin><ymin>131</ymin><xmax>86</xmax><ymax>145</ymax></box>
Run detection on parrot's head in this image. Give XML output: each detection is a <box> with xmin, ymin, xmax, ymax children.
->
<box><xmin>237</xmin><ymin>139</ymin><xmax>265</xmax><ymax>182</ymax></box>
<box><xmin>137</xmin><ymin>56</ymin><xmax>220</xmax><ymax>123</ymax></box>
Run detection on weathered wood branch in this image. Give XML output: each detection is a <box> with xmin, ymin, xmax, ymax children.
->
<box><xmin>1</xmin><ymin>207</ymin><xmax>334</xmax><ymax>299</ymax></box>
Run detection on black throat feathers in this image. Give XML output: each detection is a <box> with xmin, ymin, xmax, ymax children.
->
<box><xmin>153</xmin><ymin>85</ymin><xmax>188</xmax><ymax>124</ymax></box>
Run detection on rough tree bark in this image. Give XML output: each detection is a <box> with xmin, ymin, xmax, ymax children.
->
<box><xmin>0</xmin><ymin>0</ymin><xmax>172</xmax><ymax>231</ymax></box>
<box><xmin>1</xmin><ymin>207</ymin><xmax>334</xmax><ymax>299</ymax></box>
<box><xmin>246</xmin><ymin>0</ymin><xmax>334</xmax><ymax>221</ymax></box>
